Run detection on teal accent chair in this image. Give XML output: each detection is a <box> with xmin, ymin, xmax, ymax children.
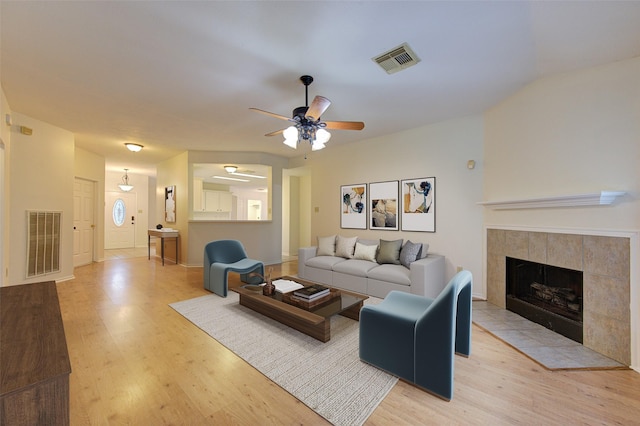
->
<box><xmin>203</xmin><ymin>240</ymin><xmax>264</xmax><ymax>297</ymax></box>
<box><xmin>359</xmin><ymin>270</ymin><xmax>472</xmax><ymax>400</ymax></box>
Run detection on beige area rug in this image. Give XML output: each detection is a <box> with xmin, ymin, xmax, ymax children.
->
<box><xmin>473</xmin><ymin>301</ymin><xmax>626</xmax><ymax>370</ymax></box>
<box><xmin>170</xmin><ymin>292</ymin><xmax>397</xmax><ymax>426</ymax></box>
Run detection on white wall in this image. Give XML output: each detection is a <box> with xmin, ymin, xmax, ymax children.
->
<box><xmin>305</xmin><ymin>115</ymin><xmax>485</xmax><ymax>294</ymax></box>
<box><xmin>484</xmin><ymin>57</ymin><xmax>640</xmax><ymax>231</ymax></box>
<box><xmin>8</xmin><ymin>113</ymin><xmax>75</xmax><ymax>284</ymax></box>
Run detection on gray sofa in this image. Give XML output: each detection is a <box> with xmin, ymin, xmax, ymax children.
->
<box><xmin>297</xmin><ymin>237</ymin><xmax>445</xmax><ymax>299</ymax></box>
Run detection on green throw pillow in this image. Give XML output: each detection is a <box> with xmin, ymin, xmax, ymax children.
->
<box><xmin>376</xmin><ymin>239</ymin><xmax>403</xmax><ymax>264</ymax></box>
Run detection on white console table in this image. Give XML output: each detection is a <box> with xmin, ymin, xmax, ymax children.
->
<box><xmin>148</xmin><ymin>229</ymin><xmax>179</xmax><ymax>266</ymax></box>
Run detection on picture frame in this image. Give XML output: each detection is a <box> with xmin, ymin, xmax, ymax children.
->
<box><xmin>340</xmin><ymin>184</ymin><xmax>367</xmax><ymax>229</ymax></box>
<box><xmin>369</xmin><ymin>181</ymin><xmax>399</xmax><ymax>230</ymax></box>
<box><xmin>400</xmin><ymin>177</ymin><xmax>435</xmax><ymax>232</ymax></box>
<box><xmin>165</xmin><ymin>186</ymin><xmax>176</xmax><ymax>223</ymax></box>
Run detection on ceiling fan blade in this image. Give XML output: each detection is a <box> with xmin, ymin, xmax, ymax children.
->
<box><xmin>324</xmin><ymin>120</ymin><xmax>365</xmax><ymax>131</ymax></box>
<box><xmin>264</xmin><ymin>128</ymin><xmax>285</xmax><ymax>137</ymax></box>
<box><xmin>305</xmin><ymin>96</ymin><xmax>331</xmax><ymax>121</ymax></box>
<box><xmin>249</xmin><ymin>108</ymin><xmax>290</xmax><ymax>121</ymax></box>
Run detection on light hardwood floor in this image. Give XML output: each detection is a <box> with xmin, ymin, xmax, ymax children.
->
<box><xmin>58</xmin><ymin>257</ymin><xmax>640</xmax><ymax>425</ymax></box>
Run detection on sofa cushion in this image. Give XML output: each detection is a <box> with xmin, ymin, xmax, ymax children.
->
<box><xmin>399</xmin><ymin>240</ymin><xmax>423</xmax><ymax>268</ymax></box>
<box><xmin>333</xmin><ymin>259</ymin><xmax>379</xmax><ymax>276</ymax></box>
<box><xmin>306</xmin><ymin>255</ymin><xmax>346</xmax><ymax>271</ymax></box>
<box><xmin>335</xmin><ymin>235</ymin><xmax>358</xmax><ymax>258</ymax></box>
<box><xmin>353</xmin><ymin>242</ymin><xmax>378</xmax><ymax>262</ymax></box>
<box><xmin>377</xmin><ymin>239</ymin><xmax>403</xmax><ymax>264</ymax></box>
<box><xmin>317</xmin><ymin>235</ymin><xmax>336</xmax><ymax>256</ymax></box>
<box><xmin>367</xmin><ymin>264</ymin><xmax>411</xmax><ymax>286</ymax></box>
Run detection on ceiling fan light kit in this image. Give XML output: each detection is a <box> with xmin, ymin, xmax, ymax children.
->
<box><xmin>250</xmin><ymin>75</ymin><xmax>364</xmax><ymax>151</ymax></box>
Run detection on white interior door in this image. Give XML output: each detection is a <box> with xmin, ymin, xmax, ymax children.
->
<box><xmin>105</xmin><ymin>191</ymin><xmax>137</xmax><ymax>249</ymax></box>
<box><xmin>73</xmin><ymin>178</ymin><xmax>95</xmax><ymax>266</ymax></box>
<box><xmin>248</xmin><ymin>199</ymin><xmax>262</xmax><ymax>220</ymax></box>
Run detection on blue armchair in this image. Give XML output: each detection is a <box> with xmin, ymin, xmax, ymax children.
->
<box><xmin>203</xmin><ymin>240</ymin><xmax>264</xmax><ymax>297</ymax></box>
<box><xmin>359</xmin><ymin>270</ymin><xmax>472</xmax><ymax>400</ymax></box>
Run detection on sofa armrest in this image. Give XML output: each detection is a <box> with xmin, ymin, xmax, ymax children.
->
<box><xmin>297</xmin><ymin>246</ymin><xmax>318</xmax><ymax>278</ymax></box>
<box><xmin>409</xmin><ymin>254</ymin><xmax>445</xmax><ymax>298</ymax></box>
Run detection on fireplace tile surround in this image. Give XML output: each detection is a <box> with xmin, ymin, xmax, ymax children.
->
<box><xmin>486</xmin><ymin>228</ymin><xmax>630</xmax><ymax>365</ymax></box>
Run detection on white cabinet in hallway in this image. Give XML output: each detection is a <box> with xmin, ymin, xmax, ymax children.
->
<box><xmin>204</xmin><ymin>190</ymin><xmax>232</xmax><ymax>212</ymax></box>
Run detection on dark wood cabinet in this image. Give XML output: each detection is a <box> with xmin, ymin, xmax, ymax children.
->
<box><xmin>1</xmin><ymin>281</ymin><xmax>71</xmax><ymax>425</ymax></box>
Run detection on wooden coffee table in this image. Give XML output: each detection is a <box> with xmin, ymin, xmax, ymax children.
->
<box><xmin>231</xmin><ymin>276</ymin><xmax>368</xmax><ymax>342</ymax></box>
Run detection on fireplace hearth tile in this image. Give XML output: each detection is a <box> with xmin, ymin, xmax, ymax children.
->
<box><xmin>473</xmin><ymin>301</ymin><xmax>626</xmax><ymax>370</ymax></box>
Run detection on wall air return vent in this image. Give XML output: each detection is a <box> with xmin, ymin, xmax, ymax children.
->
<box><xmin>26</xmin><ymin>211</ymin><xmax>61</xmax><ymax>278</ymax></box>
<box><xmin>372</xmin><ymin>42</ymin><xmax>421</xmax><ymax>74</ymax></box>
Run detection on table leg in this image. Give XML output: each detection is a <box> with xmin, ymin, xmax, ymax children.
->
<box><xmin>161</xmin><ymin>237</ymin><xmax>165</xmax><ymax>266</ymax></box>
<box><xmin>148</xmin><ymin>235</ymin><xmax>151</xmax><ymax>260</ymax></box>
<box><xmin>175</xmin><ymin>237</ymin><xmax>178</xmax><ymax>264</ymax></box>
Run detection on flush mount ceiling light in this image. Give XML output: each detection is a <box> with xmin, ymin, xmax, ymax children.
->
<box><xmin>118</xmin><ymin>168</ymin><xmax>134</xmax><ymax>191</ymax></box>
<box><xmin>250</xmin><ymin>75</ymin><xmax>364</xmax><ymax>150</ymax></box>
<box><xmin>224</xmin><ymin>165</ymin><xmax>238</xmax><ymax>173</ymax></box>
<box><xmin>124</xmin><ymin>143</ymin><xmax>144</xmax><ymax>152</ymax></box>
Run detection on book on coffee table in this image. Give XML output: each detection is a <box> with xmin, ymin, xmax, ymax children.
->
<box><xmin>283</xmin><ymin>288</ymin><xmax>341</xmax><ymax>310</ymax></box>
<box><xmin>272</xmin><ymin>279</ymin><xmax>305</xmax><ymax>294</ymax></box>
<box><xmin>293</xmin><ymin>284</ymin><xmax>330</xmax><ymax>300</ymax></box>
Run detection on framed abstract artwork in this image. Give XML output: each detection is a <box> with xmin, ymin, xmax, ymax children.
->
<box><xmin>369</xmin><ymin>181</ymin><xmax>399</xmax><ymax>230</ymax></box>
<box><xmin>400</xmin><ymin>177</ymin><xmax>435</xmax><ymax>232</ymax></box>
<box><xmin>341</xmin><ymin>184</ymin><xmax>367</xmax><ymax>229</ymax></box>
<box><xmin>165</xmin><ymin>186</ymin><xmax>176</xmax><ymax>223</ymax></box>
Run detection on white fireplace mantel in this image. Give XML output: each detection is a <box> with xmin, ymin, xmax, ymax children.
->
<box><xmin>478</xmin><ymin>191</ymin><xmax>626</xmax><ymax>210</ymax></box>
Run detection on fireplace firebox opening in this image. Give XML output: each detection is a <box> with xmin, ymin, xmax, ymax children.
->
<box><xmin>506</xmin><ymin>257</ymin><xmax>583</xmax><ymax>343</ymax></box>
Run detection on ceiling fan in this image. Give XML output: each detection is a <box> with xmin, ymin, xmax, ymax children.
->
<box><xmin>250</xmin><ymin>75</ymin><xmax>365</xmax><ymax>151</ymax></box>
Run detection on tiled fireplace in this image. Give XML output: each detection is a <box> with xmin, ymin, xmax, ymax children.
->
<box><xmin>486</xmin><ymin>228</ymin><xmax>630</xmax><ymax>365</ymax></box>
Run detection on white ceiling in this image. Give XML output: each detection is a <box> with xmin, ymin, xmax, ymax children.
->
<box><xmin>2</xmin><ymin>1</ymin><xmax>640</xmax><ymax>176</ymax></box>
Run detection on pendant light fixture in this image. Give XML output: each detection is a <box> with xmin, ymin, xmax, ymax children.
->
<box><xmin>118</xmin><ymin>168</ymin><xmax>134</xmax><ymax>192</ymax></box>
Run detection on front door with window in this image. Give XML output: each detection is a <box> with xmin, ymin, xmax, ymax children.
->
<box><xmin>105</xmin><ymin>191</ymin><xmax>136</xmax><ymax>249</ymax></box>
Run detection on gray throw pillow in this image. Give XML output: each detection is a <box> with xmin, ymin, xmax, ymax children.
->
<box><xmin>376</xmin><ymin>239</ymin><xmax>403</xmax><ymax>264</ymax></box>
<box><xmin>400</xmin><ymin>240</ymin><xmax>423</xmax><ymax>268</ymax></box>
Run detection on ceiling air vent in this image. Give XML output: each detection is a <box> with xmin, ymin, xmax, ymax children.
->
<box><xmin>372</xmin><ymin>42</ymin><xmax>421</xmax><ymax>74</ymax></box>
